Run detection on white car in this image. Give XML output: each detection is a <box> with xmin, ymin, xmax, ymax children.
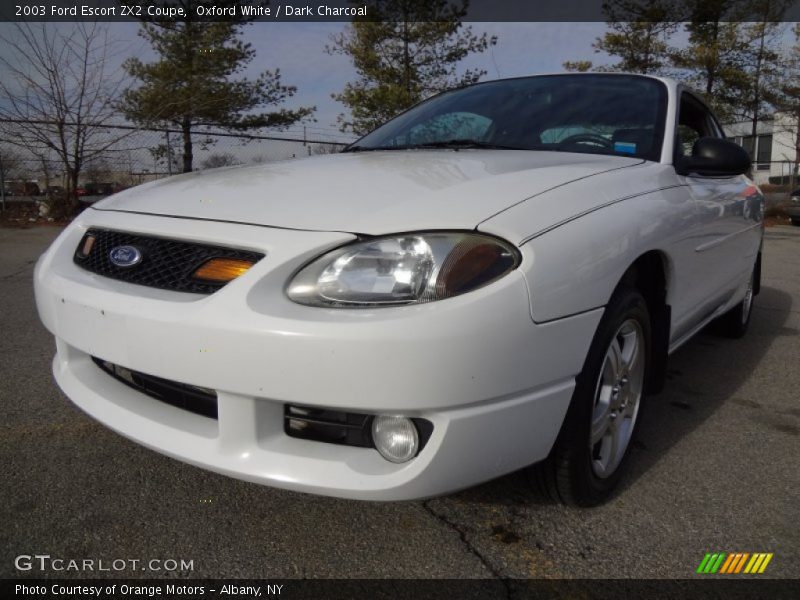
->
<box><xmin>34</xmin><ymin>74</ymin><xmax>762</xmax><ymax>505</ymax></box>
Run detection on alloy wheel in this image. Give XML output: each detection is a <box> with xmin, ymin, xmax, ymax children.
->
<box><xmin>590</xmin><ymin>319</ymin><xmax>645</xmax><ymax>479</ymax></box>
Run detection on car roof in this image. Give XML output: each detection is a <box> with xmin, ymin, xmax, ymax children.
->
<box><xmin>484</xmin><ymin>71</ymin><xmax>679</xmax><ymax>88</ymax></box>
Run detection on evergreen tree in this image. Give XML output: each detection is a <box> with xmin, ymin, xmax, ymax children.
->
<box><xmin>735</xmin><ymin>0</ymin><xmax>791</xmax><ymax>138</ymax></box>
<box><xmin>120</xmin><ymin>1</ymin><xmax>313</xmax><ymax>172</ymax></box>
<box><xmin>669</xmin><ymin>0</ymin><xmax>750</xmax><ymax>122</ymax></box>
<box><xmin>328</xmin><ymin>0</ymin><xmax>496</xmax><ymax>135</ymax></box>
<box><xmin>562</xmin><ymin>60</ymin><xmax>594</xmax><ymax>72</ymax></box>
<box><xmin>592</xmin><ymin>0</ymin><xmax>681</xmax><ymax>74</ymax></box>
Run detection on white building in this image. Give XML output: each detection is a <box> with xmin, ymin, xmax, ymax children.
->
<box><xmin>724</xmin><ymin>112</ymin><xmax>799</xmax><ymax>185</ymax></box>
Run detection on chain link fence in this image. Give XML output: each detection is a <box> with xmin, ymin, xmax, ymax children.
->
<box><xmin>0</xmin><ymin>119</ymin><xmax>354</xmax><ymax>205</ymax></box>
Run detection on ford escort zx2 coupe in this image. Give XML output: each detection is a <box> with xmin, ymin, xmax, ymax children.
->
<box><xmin>34</xmin><ymin>74</ymin><xmax>762</xmax><ymax>505</ymax></box>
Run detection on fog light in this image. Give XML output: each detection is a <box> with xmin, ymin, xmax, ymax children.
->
<box><xmin>372</xmin><ymin>415</ymin><xmax>419</xmax><ymax>463</ymax></box>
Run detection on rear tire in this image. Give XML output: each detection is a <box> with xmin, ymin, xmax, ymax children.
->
<box><xmin>535</xmin><ymin>286</ymin><xmax>650</xmax><ymax>506</ymax></box>
<box><xmin>712</xmin><ymin>265</ymin><xmax>756</xmax><ymax>339</ymax></box>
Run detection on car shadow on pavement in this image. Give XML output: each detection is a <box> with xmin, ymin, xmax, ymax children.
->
<box><xmin>448</xmin><ymin>285</ymin><xmax>795</xmax><ymax>507</ymax></box>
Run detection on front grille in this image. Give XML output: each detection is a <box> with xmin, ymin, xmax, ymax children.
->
<box><xmin>93</xmin><ymin>357</ymin><xmax>218</xmax><ymax>419</ymax></box>
<box><xmin>74</xmin><ymin>228</ymin><xmax>264</xmax><ymax>294</ymax></box>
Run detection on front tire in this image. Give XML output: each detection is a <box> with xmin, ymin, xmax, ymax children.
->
<box><xmin>536</xmin><ymin>287</ymin><xmax>650</xmax><ymax>506</ymax></box>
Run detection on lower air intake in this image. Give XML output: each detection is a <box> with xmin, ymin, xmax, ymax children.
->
<box><xmin>92</xmin><ymin>357</ymin><xmax>218</xmax><ymax>419</ymax></box>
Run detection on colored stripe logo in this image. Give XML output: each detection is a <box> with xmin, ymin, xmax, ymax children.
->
<box><xmin>697</xmin><ymin>552</ymin><xmax>773</xmax><ymax>574</ymax></box>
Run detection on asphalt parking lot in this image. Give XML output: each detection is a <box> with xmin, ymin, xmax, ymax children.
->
<box><xmin>1</xmin><ymin>224</ymin><xmax>798</xmax><ymax>581</ymax></box>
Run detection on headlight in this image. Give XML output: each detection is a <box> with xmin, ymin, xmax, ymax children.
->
<box><xmin>287</xmin><ymin>232</ymin><xmax>519</xmax><ymax>307</ymax></box>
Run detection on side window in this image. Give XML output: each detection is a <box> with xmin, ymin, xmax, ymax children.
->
<box><xmin>676</xmin><ymin>93</ymin><xmax>719</xmax><ymax>157</ymax></box>
<box><xmin>677</xmin><ymin>124</ymin><xmax>700</xmax><ymax>157</ymax></box>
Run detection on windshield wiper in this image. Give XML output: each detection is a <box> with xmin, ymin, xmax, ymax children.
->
<box><xmin>343</xmin><ymin>139</ymin><xmax>521</xmax><ymax>152</ymax></box>
<box><xmin>342</xmin><ymin>145</ymin><xmax>390</xmax><ymax>152</ymax></box>
<box><xmin>404</xmin><ymin>139</ymin><xmax>522</xmax><ymax>150</ymax></box>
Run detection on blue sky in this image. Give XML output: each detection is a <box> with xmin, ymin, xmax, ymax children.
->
<box><xmin>2</xmin><ymin>21</ymin><xmax>795</xmax><ymax>144</ymax></box>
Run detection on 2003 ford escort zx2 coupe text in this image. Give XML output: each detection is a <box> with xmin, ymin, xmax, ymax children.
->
<box><xmin>35</xmin><ymin>74</ymin><xmax>763</xmax><ymax>505</ymax></box>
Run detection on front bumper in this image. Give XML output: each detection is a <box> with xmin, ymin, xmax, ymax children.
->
<box><xmin>35</xmin><ymin>209</ymin><xmax>602</xmax><ymax>500</ymax></box>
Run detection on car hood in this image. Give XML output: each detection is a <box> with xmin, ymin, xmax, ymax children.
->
<box><xmin>94</xmin><ymin>150</ymin><xmax>642</xmax><ymax>236</ymax></box>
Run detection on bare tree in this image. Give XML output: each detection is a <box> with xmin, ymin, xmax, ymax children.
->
<box><xmin>84</xmin><ymin>157</ymin><xmax>112</xmax><ymax>185</ymax></box>
<box><xmin>308</xmin><ymin>143</ymin><xmax>342</xmax><ymax>156</ymax></box>
<box><xmin>0</xmin><ymin>23</ymin><xmax>128</xmax><ymax>212</ymax></box>
<box><xmin>201</xmin><ymin>153</ymin><xmax>239</xmax><ymax>169</ymax></box>
<box><xmin>770</xmin><ymin>23</ymin><xmax>800</xmax><ymax>189</ymax></box>
<box><xmin>149</xmin><ymin>138</ymin><xmax>182</xmax><ymax>175</ymax></box>
<box><xmin>0</xmin><ymin>148</ymin><xmax>27</xmax><ymax>182</ymax></box>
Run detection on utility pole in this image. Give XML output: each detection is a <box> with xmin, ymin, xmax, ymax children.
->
<box><xmin>0</xmin><ymin>152</ymin><xmax>6</xmax><ymax>212</ymax></box>
<box><xmin>165</xmin><ymin>130</ymin><xmax>173</xmax><ymax>176</ymax></box>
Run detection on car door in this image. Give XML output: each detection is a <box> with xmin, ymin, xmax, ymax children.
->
<box><xmin>673</xmin><ymin>91</ymin><xmax>758</xmax><ymax>337</ymax></box>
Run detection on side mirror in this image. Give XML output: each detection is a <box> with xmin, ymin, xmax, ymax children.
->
<box><xmin>675</xmin><ymin>137</ymin><xmax>751</xmax><ymax>177</ymax></box>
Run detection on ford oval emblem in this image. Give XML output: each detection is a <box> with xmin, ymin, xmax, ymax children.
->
<box><xmin>109</xmin><ymin>245</ymin><xmax>142</xmax><ymax>267</ymax></box>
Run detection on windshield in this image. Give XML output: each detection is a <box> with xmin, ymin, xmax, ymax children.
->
<box><xmin>348</xmin><ymin>74</ymin><xmax>668</xmax><ymax>162</ymax></box>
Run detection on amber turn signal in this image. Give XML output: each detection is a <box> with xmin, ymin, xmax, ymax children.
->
<box><xmin>192</xmin><ymin>258</ymin><xmax>254</xmax><ymax>283</ymax></box>
<box><xmin>77</xmin><ymin>235</ymin><xmax>96</xmax><ymax>258</ymax></box>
